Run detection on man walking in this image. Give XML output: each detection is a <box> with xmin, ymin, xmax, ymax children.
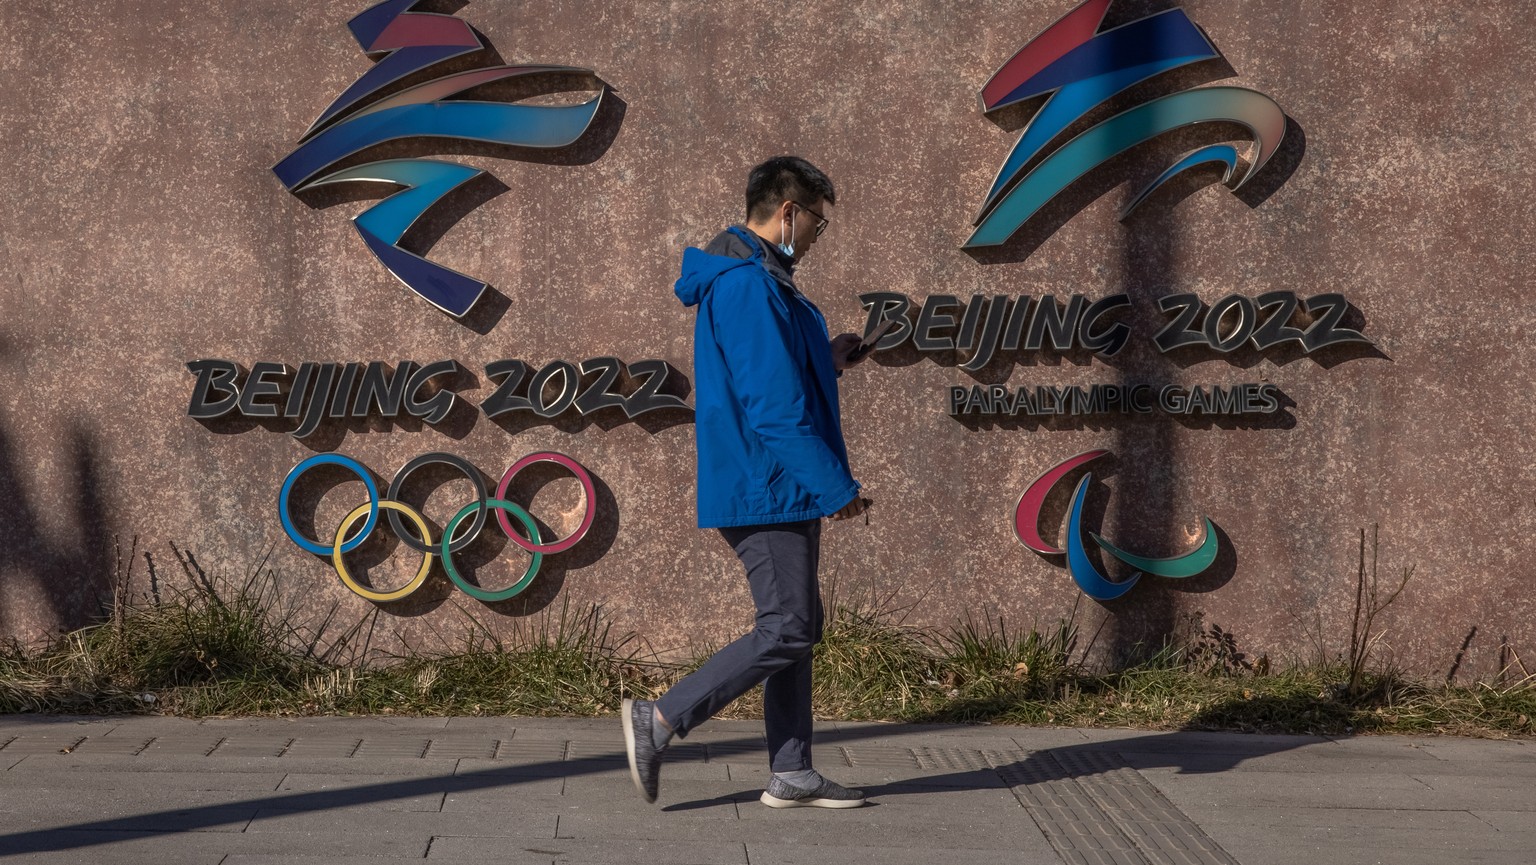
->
<box><xmin>623</xmin><ymin>156</ymin><xmax>870</xmax><ymax>808</ymax></box>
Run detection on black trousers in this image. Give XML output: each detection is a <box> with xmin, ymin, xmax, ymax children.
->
<box><xmin>655</xmin><ymin>519</ymin><xmax>824</xmax><ymax>772</ymax></box>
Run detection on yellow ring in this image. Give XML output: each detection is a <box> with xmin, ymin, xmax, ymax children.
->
<box><xmin>331</xmin><ymin>501</ymin><xmax>434</xmax><ymax>603</ymax></box>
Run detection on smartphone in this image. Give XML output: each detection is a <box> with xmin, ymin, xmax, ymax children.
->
<box><xmin>847</xmin><ymin>317</ymin><xmax>902</xmax><ymax>362</ymax></box>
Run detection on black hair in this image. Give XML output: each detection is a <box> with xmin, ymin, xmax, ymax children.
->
<box><xmin>745</xmin><ymin>156</ymin><xmax>836</xmax><ymax>223</ymax></box>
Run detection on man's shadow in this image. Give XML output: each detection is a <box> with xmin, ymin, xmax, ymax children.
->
<box><xmin>662</xmin><ymin>712</ymin><xmax>1330</xmax><ymax>811</ymax></box>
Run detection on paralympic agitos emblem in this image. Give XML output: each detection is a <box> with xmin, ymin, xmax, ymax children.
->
<box><xmin>966</xmin><ymin>0</ymin><xmax>1288</xmax><ymax>248</ymax></box>
<box><xmin>1015</xmin><ymin>450</ymin><xmax>1220</xmax><ymax>601</ymax></box>
<box><xmin>273</xmin><ymin>1</ymin><xmax>606</xmax><ymax>317</ymax></box>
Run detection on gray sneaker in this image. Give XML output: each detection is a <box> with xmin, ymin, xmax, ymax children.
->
<box><xmin>760</xmin><ymin>773</ymin><xmax>866</xmax><ymax>809</ymax></box>
<box><xmin>621</xmin><ymin>698</ymin><xmax>663</xmax><ymax>803</ymax></box>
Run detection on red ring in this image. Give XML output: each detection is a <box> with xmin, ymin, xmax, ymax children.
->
<box><xmin>494</xmin><ymin>452</ymin><xmax>595</xmax><ymax>554</ymax></box>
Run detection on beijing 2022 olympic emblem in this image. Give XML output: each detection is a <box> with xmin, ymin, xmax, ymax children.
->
<box><xmin>967</xmin><ymin>0</ymin><xmax>1288</xmax><ymax>248</ymax></box>
<box><xmin>273</xmin><ymin>1</ymin><xmax>606</xmax><ymax>317</ymax></box>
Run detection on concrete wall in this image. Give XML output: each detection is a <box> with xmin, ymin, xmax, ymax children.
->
<box><xmin>1</xmin><ymin>0</ymin><xmax>1531</xmax><ymax>677</ymax></box>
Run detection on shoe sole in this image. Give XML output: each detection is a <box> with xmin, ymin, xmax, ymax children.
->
<box><xmin>621</xmin><ymin>698</ymin><xmax>655</xmax><ymax>804</ymax></box>
<box><xmin>760</xmin><ymin>791</ymin><xmax>865</xmax><ymax>809</ymax></box>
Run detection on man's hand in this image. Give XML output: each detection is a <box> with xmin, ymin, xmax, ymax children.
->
<box><xmin>831</xmin><ymin>333</ymin><xmax>867</xmax><ymax>371</ymax></box>
<box><xmin>828</xmin><ymin>494</ymin><xmax>871</xmax><ymax>522</ymax></box>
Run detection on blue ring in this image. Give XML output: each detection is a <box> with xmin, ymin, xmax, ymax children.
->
<box><xmin>279</xmin><ymin>454</ymin><xmax>379</xmax><ymax>556</ymax></box>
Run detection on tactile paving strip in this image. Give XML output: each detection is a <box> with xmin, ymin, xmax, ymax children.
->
<box><xmin>993</xmin><ymin>749</ymin><xmax>1240</xmax><ymax>865</ymax></box>
<box><xmin>841</xmin><ymin>746</ymin><xmax>917</xmax><ymax>768</ymax></box>
<box><xmin>492</xmin><ymin>739</ymin><xmax>566</xmax><ymax>763</ymax></box>
<box><xmin>561</xmin><ymin>741</ymin><xmax>628</xmax><ymax>763</ymax></box>
<box><xmin>915</xmin><ymin>746</ymin><xmax>997</xmax><ymax>772</ymax></box>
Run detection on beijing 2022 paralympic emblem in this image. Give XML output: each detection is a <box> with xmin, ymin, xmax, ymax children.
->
<box><xmin>967</xmin><ymin>0</ymin><xmax>1288</xmax><ymax>248</ymax></box>
<box><xmin>273</xmin><ymin>1</ymin><xmax>606</xmax><ymax>317</ymax></box>
<box><xmin>1015</xmin><ymin>451</ymin><xmax>1220</xmax><ymax>601</ymax></box>
<box><xmin>279</xmin><ymin>451</ymin><xmax>595</xmax><ymax>604</ymax></box>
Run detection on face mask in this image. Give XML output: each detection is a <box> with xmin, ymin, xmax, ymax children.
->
<box><xmin>777</xmin><ymin>209</ymin><xmax>796</xmax><ymax>258</ymax></box>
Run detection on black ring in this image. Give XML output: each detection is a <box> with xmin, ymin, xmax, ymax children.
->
<box><xmin>386</xmin><ymin>452</ymin><xmax>488</xmax><ymax>555</ymax></box>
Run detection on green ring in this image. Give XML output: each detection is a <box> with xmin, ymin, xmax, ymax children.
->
<box><xmin>441</xmin><ymin>498</ymin><xmax>544</xmax><ymax>602</ymax></box>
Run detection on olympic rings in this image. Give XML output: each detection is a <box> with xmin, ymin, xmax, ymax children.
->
<box><xmin>278</xmin><ymin>451</ymin><xmax>596</xmax><ymax>603</ymax></box>
<box><xmin>280</xmin><ymin>454</ymin><xmax>379</xmax><ymax>556</ymax></box>
<box><xmin>334</xmin><ymin>501</ymin><xmax>433</xmax><ymax>602</ymax></box>
<box><xmin>442</xmin><ymin>499</ymin><xmax>542</xmax><ymax>602</ymax></box>
<box><xmin>495</xmin><ymin>452</ymin><xmax>596</xmax><ymax>554</ymax></box>
<box><xmin>387</xmin><ymin>452</ymin><xmax>486</xmax><ymax>555</ymax></box>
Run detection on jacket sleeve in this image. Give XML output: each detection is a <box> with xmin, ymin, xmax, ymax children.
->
<box><xmin>707</xmin><ymin>269</ymin><xmax>860</xmax><ymax>515</ymax></box>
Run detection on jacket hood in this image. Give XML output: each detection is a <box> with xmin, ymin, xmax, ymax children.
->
<box><xmin>673</xmin><ymin>226</ymin><xmax>795</xmax><ymax>307</ymax></box>
<box><xmin>673</xmin><ymin>247</ymin><xmax>752</xmax><ymax>308</ymax></box>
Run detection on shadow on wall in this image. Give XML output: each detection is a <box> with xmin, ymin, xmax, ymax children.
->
<box><xmin>0</xmin><ymin>419</ymin><xmax>117</xmax><ymax>642</ymax></box>
<box><xmin>982</xmin><ymin>2</ymin><xmax>1304</xmax><ymax>664</ymax></box>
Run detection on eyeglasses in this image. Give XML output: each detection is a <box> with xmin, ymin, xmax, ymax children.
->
<box><xmin>792</xmin><ymin>201</ymin><xmax>830</xmax><ymax>237</ymax></box>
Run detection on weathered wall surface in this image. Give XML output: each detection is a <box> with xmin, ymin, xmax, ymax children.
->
<box><xmin>0</xmin><ymin>0</ymin><xmax>1531</xmax><ymax>677</ymax></box>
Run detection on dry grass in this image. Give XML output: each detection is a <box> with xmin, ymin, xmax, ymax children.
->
<box><xmin>2</xmin><ymin>541</ymin><xmax>1532</xmax><ymax>738</ymax></box>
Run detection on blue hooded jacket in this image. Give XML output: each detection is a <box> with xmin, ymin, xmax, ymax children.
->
<box><xmin>673</xmin><ymin>226</ymin><xmax>860</xmax><ymax>528</ymax></box>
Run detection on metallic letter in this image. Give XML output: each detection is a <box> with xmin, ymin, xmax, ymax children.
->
<box><xmin>351</xmin><ymin>361</ymin><xmax>415</xmax><ymax>417</ymax></box>
<box><xmin>859</xmin><ymin>292</ymin><xmax>913</xmax><ymax>350</ymax></box>
<box><xmin>1079</xmin><ymin>293</ymin><xmax>1132</xmax><ymax>356</ymax></box>
<box><xmin>1025</xmin><ymin>295</ymin><xmax>1085</xmax><ymax>352</ymax></box>
<box><xmin>294</xmin><ymin>363</ymin><xmax>339</xmax><ymax>438</ymax></box>
<box><xmin>405</xmin><ymin>360</ymin><xmax>460</xmax><ymax>424</ymax></box>
<box><xmin>186</xmin><ymin>359</ymin><xmax>242</xmax><ymax>420</ymax></box>
<box><xmin>238</xmin><ymin>362</ymin><xmax>289</xmax><ymax>419</ymax></box>
<box><xmin>913</xmin><ymin>295</ymin><xmax>961</xmax><ymax>352</ymax></box>
<box><xmin>959</xmin><ymin>296</ymin><xmax>1011</xmax><ymax>372</ymax></box>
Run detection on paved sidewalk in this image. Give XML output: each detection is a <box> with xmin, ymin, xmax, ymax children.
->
<box><xmin>0</xmin><ymin>715</ymin><xmax>1531</xmax><ymax>864</ymax></box>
